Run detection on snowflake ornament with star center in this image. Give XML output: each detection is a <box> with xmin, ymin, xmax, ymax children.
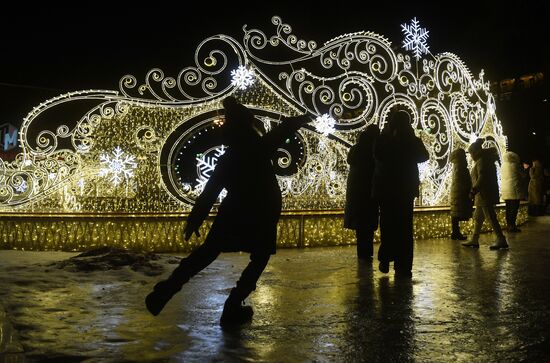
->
<box><xmin>230</xmin><ymin>66</ymin><xmax>255</xmax><ymax>90</ymax></box>
<box><xmin>401</xmin><ymin>17</ymin><xmax>430</xmax><ymax>60</ymax></box>
<box><xmin>314</xmin><ymin>114</ymin><xmax>336</xmax><ymax>136</ymax></box>
<box><xmin>98</xmin><ymin>146</ymin><xmax>138</xmax><ymax>186</ymax></box>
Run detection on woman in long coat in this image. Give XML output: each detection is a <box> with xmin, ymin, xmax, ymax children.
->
<box><xmin>501</xmin><ymin>151</ymin><xmax>523</xmax><ymax>231</ymax></box>
<box><xmin>371</xmin><ymin>109</ymin><xmax>429</xmax><ymax>277</ymax></box>
<box><xmin>146</xmin><ymin>96</ymin><xmax>310</xmax><ymax>326</ymax></box>
<box><xmin>449</xmin><ymin>148</ymin><xmax>472</xmax><ymax>240</ymax></box>
<box><xmin>344</xmin><ymin>124</ymin><xmax>380</xmax><ymax>260</ymax></box>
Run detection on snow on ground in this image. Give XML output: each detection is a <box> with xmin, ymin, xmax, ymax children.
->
<box><xmin>0</xmin><ymin>248</ymin><xmax>198</xmax><ymax>361</ymax></box>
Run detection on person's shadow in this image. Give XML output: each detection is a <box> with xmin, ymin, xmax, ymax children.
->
<box><xmin>343</xmin><ymin>261</ymin><xmax>415</xmax><ymax>361</ymax></box>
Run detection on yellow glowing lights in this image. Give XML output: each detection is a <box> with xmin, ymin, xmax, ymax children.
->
<box><xmin>1</xmin><ymin>15</ymin><xmax>506</xmax><ymax>219</ymax></box>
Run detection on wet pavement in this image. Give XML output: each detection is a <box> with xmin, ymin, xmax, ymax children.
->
<box><xmin>1</xmin><ymin>216</ymin><xmax>550</xmax><ymax>362</ymax></box>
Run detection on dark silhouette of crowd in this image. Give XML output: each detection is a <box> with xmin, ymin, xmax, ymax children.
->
<box><xmin>345</xmin><ymin>108</ymin><xmax>428</xmax><ymax>278</ymax></box>
<box><xmin>146</xmin><ymin>98</ymin><xmax>547</xmax><ymax>328</ymax></box>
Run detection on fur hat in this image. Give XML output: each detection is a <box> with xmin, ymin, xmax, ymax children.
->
<box><xmin>467</xmin><ymin>138</ymin><xmax>484</xmax><ymax>155</ymax></box>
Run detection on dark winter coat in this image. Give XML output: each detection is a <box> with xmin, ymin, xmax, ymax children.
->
<box><xmin>449</xmin><ymin>149</ymin><xmax>472</xmax><ymax>219</ymax></box>
<box><xmin>371</xmin><ymin>131</ymin><xmax>429</xmax><ymax>201</ymax></box>
<box><xmin>501</xmin><ymin>151</ymin><xmax>523</xmax><ymax>200</ymax></box>
<box><xmin>470</xmin><ymin>148</ymin><xmax>500</xmax><ymax>206</ymax></box>
<box><xmin>186</xmin><ymin>119</ymin><xmax>305</xmax><ymax>255</ymax></box>
<box><xmin>344</xmin><ymin>127</ymin><xmax>379</xmax><ymax>230</ymax></box>
<box><xmin>528</xmin><ymin>160</ymin><xmax>544</xmax><ymax>205</ymax></box>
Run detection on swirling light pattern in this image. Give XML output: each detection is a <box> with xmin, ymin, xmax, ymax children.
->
<box><xmin>0</xmin><ymin>16</ymin><xmax>506</xmax><ymax>217</ymax></box>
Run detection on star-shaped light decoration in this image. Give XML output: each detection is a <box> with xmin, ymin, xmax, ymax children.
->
<box><xmin>14</xmin><ymin>179</ymin><xmax>28</xmax><ymax>193</ymax></box>
<box><xmin>230</xmin><ymin>66</ymin><xmax>255</xmax><ymax>90</ymax></box>
<box><xmin>98</xmin><ymin>146</ymin><xmax>138</xmax><ymax>186</ymax></box>
<box><xmin>401</xmin><ymin>17</ymin><xmax>430</xmax><ymax>60</ymax></box>
<box><xmin>314</xmin><ymin>114</ymin><xmax>336</xmax><ymax>136</ymax></box>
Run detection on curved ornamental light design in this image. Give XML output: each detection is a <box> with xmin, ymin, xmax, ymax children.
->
<box><xmin>0</xmin><ymin>16</ymin><xmax>506</xmax><ymax>213</ymax></box>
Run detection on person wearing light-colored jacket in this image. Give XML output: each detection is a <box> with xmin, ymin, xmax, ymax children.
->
<box><xmin>501</xmin><ymin>151</ymin><xmax>523</xmax><ymax>232</ymax></box>
<box><xmin>462</xmin><ymin>139</ymin><xmax>508</xmax><ymax>250</ymax></box>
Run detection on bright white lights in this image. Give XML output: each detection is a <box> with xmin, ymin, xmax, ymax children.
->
<box><xmin>230</xmin><ymin>66</ymin><xmax>255</xmax><ymax>90</ymax></box>
<box><xmin>98</xmin><ymin>146</ymin><xmax>137</xmax><ymax>186</ymax></box>
<box><xmin>401</xmin><ymin>17</ymin><xmax>429</xmax><ymax>60</ymax></box>
<box><xmin>314</xmin><ymin>114</ymin><xmax>336</xmax><ymax>136</ymax></box>
<box><xmin>14</xmin><ymin>180</ymin><xmax>27</xmax><ymax>193</ymax></box>
<box><xmin>2</xmin><ymin>15</ymin><xmax>507</xmax><ymax>212</ymax></box>
<box><xmin>195</xmin><ymin>145</ymin><xmax>227</xmax><ymax>199</ymax></box>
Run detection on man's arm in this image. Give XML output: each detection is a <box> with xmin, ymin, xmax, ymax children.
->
<box><xmin>262</xmin><ymin>115</ymin><xmax>311</xmax><ymax>155</ymax></box>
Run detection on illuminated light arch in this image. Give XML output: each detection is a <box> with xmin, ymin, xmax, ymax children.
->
<box><xmin>0</xmin><ymin>16</ymin><xmax>506</xmax><ymax>213</ymax></box>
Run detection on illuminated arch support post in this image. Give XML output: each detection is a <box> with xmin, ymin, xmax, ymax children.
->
<box><xmin>0</xmin><ymin>16</ymin><xmax>519</xmax><ymax>251</ymax></box>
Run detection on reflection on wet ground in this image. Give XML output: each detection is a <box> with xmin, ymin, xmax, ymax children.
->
<box><xmin>1</xmin><ymin>217</ymin><xmax>550</xmax><ymax>362</ymax></box>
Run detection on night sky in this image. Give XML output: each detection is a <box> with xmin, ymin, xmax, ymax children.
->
<box><xmin>1</xmin><ymin>1</ymin><xmax>548</xmax><ymax>126</ymax></box>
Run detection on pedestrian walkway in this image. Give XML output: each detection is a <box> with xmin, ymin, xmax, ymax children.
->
<box><xmin>1</xmin><ymin>217</ymin><xmax>549</xmax><ymax>362</ymax></box>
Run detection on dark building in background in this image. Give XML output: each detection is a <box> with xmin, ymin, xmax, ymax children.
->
<box><xmin>0</xmin><ymin>122</ymin><xmax>19</xmax><ymax>161</ymax></box>
<box><xmin>492</xmin><ymin>72</ymin><xmax>549</xmax><ymax>164</ymax></box>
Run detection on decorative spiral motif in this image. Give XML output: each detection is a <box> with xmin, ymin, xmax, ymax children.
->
<box><xmin>1</xmin><ymin>16</ymin><xmax>506</xmax><ymax>210</ymax></box>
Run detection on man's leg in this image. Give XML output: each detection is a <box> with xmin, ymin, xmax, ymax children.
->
<box><xmin>463</xmin><ymin>206</ymin><xmax>484</xmax><ymax>247</ymax></box>
<box><xmin>356</xmin><ymin>227</ymin><xmax>374</xmax><ymax>260</ymax></box>
<box><xmin>394</xmin><ymin>199</ymin><xmax>414</xmax><ymax>277</ymax></box>
<box><xmin>505</xmin><ymin>200</ymin><xmax>513</xmax><ymax>230</ymax></box>
<box><xmin>221</xmin><ymin>252</ymin><xmax>270</xmax><ymax>326</ymax></box>
<box><xmin>378</xmin><ymin>200</ymin><xmax>396</xmax><ymax>273</ymax></box>
<box><xmin>508</xmin><ymin>199</ymin><xmax>521</xmax><ymax>231</ymax></box>
<box><xmin>483</xmin><ymin>205</ymin><xmax>509</xmax><ymax>249</ymax></box>
<box><xmin>146</xmin><ymin>238</ymin><xmax>221</xmax><ymax>316</ymax></box>
<box><xmin>451</xmin><ymin>216</ymin><xmax>467</xmax><ymax>239</ymax></box>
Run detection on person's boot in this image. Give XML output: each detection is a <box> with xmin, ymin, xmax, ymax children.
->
<box><xmin>451</xmin><ymin>231</ymin><xmax>467</xmax><ymax>240</ymax></box>
<box><xmin>489</xmin><ymin>236</ymin><xmax>509</xmax><ymax>250</ymax></box>
<box><xmin>451</xmin><ymin>218</ymin><xmax>467</xmax><ymax>240</ymax></box>
<box><xmin>462</xmin><ymin>235</ymin><xmax>479</xmax><ymax>248</ymax></box>
<box><xmin>145</xmin><ymin>264</ymin><xmax>189</xmax><ymax>316</ymax></box>
<box><xmin>378</xmin><ymin>260</ymin><xmax>389</xmax><ymax>273</ymax></box>
<box><xmin>220</xmin><ymin>289</ymin><xmax>253</xmax><ymax>327</ymax></box>
<box><xmin>507</xmin><ymin>224</ymin><xmax>521</xmax><ymax>233</ymax></box>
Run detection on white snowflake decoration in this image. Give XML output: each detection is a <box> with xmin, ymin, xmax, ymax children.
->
<box><xmin>314</xmin><ymin>114</ymin><xmax>336</xmax><ymax>136</ymax></box>
<box><xmin>98</xmin><ymin>146</ymin><xmax>138</xmax><ymax>186</ymax></box>
<box><xmin>230</xmin><ymin>66</ymin><xmax>255</xmax><ymax>90</ymax></box>
<box><xmin>14</xmin><ymin>179</ymin><xmax>28</xmax><ymax>193</ymax></box>
<box><xmin>418</xmin><ymin>159</ymin><xmax>434</xmax><ymax>182</ymax></box>
<box><xmin>401</xmin><ymin>17</ymin><xmax>430</xmax><ymax>60</ymax></box>
<box><xmin>195</xmin><ymin>145</ymin><xmax>227</xmax><ymax>200</ymax></box>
